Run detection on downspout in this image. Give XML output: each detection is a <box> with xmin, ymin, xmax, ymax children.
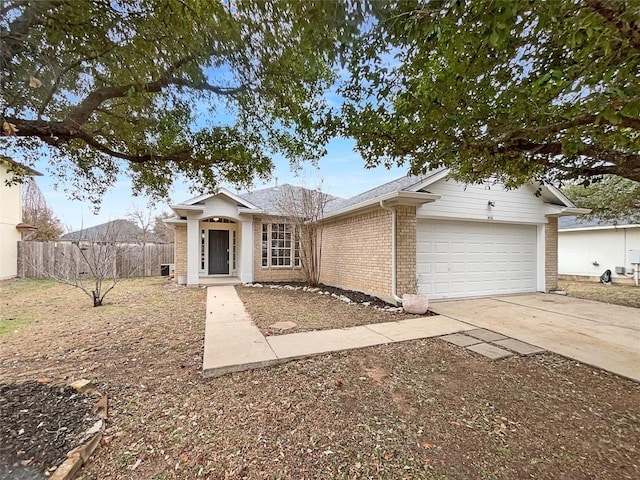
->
<box><xmin>379</xmin><ymin>200</ymin><xmax>403</xmax><ymax>304</ymax></box>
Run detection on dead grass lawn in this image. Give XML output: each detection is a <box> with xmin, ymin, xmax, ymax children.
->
<box><xmin>0</xmin><ymin>278</ymin><xmax>639</xmax><ymax>480</ymax></box>
<box><xmin>558</xmin><ymin>280</ymin><xmax>640</xmax><ymax>308</ymax></box>
<box><xmin>236</xmin><ymin>286</ymin><xmax>418</xmax><ymax>335</ymax></box>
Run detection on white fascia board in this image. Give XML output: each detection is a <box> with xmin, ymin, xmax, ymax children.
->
<box><xmin>169</xmin><ymin>204</ymin><xmax>205</xmax><ymax>218</ymax></box>
<box><xmin>182</xmin><ymin>193</ymin><xmax>214</xmax><ymax>205</ymax></box>
<box><xmin>544</xmin><ymin>184</ymin><xmax>575</xmax><ymax>207</ymax></box>
<box><xmin>238</xmin><ymin>207</ymin><xmax>263</xmax><ymax>214</ymax></box>
<box><xmin>322</xmin><ymin>191</ymin><xmax>440</xmax><ymax>220</ymax></box>
<box><xmin>406</xmin><ymin>168</ymin><xmax>450</xmax><ymax>191</ymax></box>
<box><xmin>179</xmin><ymin>188</ymin><xmax>259</xmax><ymax>210</ymax></box>
<box><xmin>407</xmin><ymin>169</ymin><xmax>576</xmax><ymax>210</ymax></box>
<box><xmin>545</xmin><ymin>206</ymin><xmax>591</xmax><ymax>217</ymax></box>
<box><xmin>163</xmin><ymin>217</ymin><xmax>187</xmax><ymax>225</ymax></box>
<box><xmin>218</xmin><ymin>188</ymin><xmax>261</xmax><ymax>210</ymax></box>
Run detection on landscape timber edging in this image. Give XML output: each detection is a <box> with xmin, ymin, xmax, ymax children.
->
<box><xmin>48</xmin><ymin>380</ymin><xmax>107</xmax><ymax>480</ymax></box>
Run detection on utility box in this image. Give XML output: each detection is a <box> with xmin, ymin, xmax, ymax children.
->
<box><xmin>629</xmin><ymin>250</ymin><xmax>640</xmax><ymax>264</ymax></box>
<box><xmin>615</xmin><ymin>266</ymin><xmax>626</xmax><ymax>275</ymax></box>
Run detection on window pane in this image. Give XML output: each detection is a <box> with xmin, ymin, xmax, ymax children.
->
<box><xmin>261</xmin><ymin>224</ymin><xmax>268</xmax><ymax>267</ymax></box>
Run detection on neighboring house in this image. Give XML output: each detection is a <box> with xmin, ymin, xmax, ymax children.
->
<box><xmin>0</xmin><ymin>156</ymin><xmax>41</xmax><ymax>280</ymax></box>
<box><xmin>62</xmin><ymin>219</ymin><xmax>166</xmax><ymax>244</ymax></box>
<box><xmin>166</xmin><ymin>170</ymin><xmax>586</xmax><ymax>302</ymax></box>
<box><xmin>558</xmin><ymin>217</ymin><xmax>640</xmax><ymax>283</ymax></box>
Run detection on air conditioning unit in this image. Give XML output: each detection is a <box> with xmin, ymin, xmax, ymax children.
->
<box><xmin>161</xmin><ymin>263</ymin><xmax>175</xmax><ymax>276</ymax></box>
<box><xmin>615</xmin><ymin>266</ymin><xmax>625</xmax><ymax>275</ymax></box>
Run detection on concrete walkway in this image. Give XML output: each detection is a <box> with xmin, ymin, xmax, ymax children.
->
<box><xmin>430</xmin><ymin>294</ymin><xmax>640</xmax><ymax>382</ymax></box>
<box><xmin>203</xmin><ymin>286</ymin><xmax>475</xmax><ymax>377</ymax></box>
<box><xmin>203</xmin><ymin>288</ymin><xmax>640</xmax><ymax>381</ymax></box>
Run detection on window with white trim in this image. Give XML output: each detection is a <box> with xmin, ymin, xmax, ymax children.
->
<box><xmin>261</xmin><ymin>223</ymin><xmax>300</xmax><ymax>267</ymax></box>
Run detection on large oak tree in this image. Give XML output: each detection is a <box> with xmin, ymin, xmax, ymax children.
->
<box><xmin>1</xmin><ymin>0</ymin><xmax>361</xmax><ymax>201</ymax></box>
<box><xmin>340</xmin><ymin>0</ymin><xmax>640</xmax><ymax>187</ymax></box>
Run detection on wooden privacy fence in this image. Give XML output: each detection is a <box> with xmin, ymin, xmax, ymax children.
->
<box><xmin>17</xmin><ymin>241</ymin><xmax>174</xmax><ymax>278</ymax></box>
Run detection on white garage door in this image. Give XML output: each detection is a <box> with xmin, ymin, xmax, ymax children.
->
<box><xmin>417</xmin><ymin>219</ymin><xmax>537</xmax><ymax>299</ymax></box>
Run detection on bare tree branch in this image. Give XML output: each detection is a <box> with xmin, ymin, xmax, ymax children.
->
<box><xmin>272</xmin><ymin>183</ymin><xmax>331</xmax><ymax>287</ymax></box>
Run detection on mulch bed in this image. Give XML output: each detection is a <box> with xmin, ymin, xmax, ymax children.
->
<box><xmin>0</xmin><ymin>381</ymin><xmax>100</xmax><ymax>478</ymax></box>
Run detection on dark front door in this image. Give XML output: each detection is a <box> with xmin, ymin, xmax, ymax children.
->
<box><xmin>208</xmin><ymin>230</ymin><xmax>229</xmax><ymax>274</ymax></box>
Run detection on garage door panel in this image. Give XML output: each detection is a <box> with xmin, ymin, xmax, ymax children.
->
<box><xmin>417</xmin><ymin>220</ymin><xmax>537</xmax><ymax>299</ymax></box>
<box><xmin>434</xmin><ymin>262</ymin><xmax>449</xmax><ymax>273</ymax></box>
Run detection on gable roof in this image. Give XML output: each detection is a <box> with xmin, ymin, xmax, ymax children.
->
<box><xmin>170</xmin><ymin>169</ymin><xmax>579</xmax><ymax>220</ymax></box>
<box><xmin>326</xmin><ymin>170</ymin><xmax>445</xmax><ymax>213</ymax></box>
<box><xmin>62</xmin><ymin>219</ymin><xmax>166</xmax><ymax>243</ymax></box>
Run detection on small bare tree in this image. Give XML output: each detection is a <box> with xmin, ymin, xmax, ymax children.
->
<box><xmin>153</xmin><ymin>212</ymin><xmax>175</xmax><ymax>244</ymax></box>
<box><xmin>127</xmin><ymin>204</ymin><xmax>154</xmax><ymax>246</ymax></box>
<box><xmin>273</xmin><ymin>182</ymin><xmax>331</xmax><ymax>287</ymax></box>
<box><xmin>51</xmin><ymin>221</ymin><xmax>134</xmax><ymax>307</ymax></box>
<box><xmin>21</xmin><ymin>178</ymin><xmax>64</xmax><ymax>241</ymax></box>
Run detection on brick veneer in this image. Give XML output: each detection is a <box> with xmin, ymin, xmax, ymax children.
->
<box><xmin>545</xmin><ymin>217</ymin><xmax>558</xmax><ymax>291</ymax></box>
<box><xmin>252</xmin><ymin>216</ymin><xmax>305</xmax><ymax>283</ymax></box>
<box><xmin>174</xmin><ymin>224</ymin><xmax>187</xmax><ymax>278</ymax></box>
<box><xmin>395</xmin><ymin>205</ymin><xmax>417</xmax><ymax>296</ymax></box>
<box><xmin>320</xmin><ymin>208</ymin><xmax>393</xmax><ymax>300</ymax></box>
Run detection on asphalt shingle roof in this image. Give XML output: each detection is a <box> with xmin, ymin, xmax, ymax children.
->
<box><xmin>558</xmin><ymin>216</ymin><xmax>636</xmax><ymax>229</ymax></box>
<box><xmin>324</xmin><ymin>170</ymin><xmax>445</xmax><ymax>212</ymax></box>
<box><xmin>62</xmin><ymin>219</ymin><xmax>166</xmax><ymax>243</ymax></box>
<box><xmin>238</xmin><ymin>185</ymin><xmax>343</xmax><ymax>215</ymax></box>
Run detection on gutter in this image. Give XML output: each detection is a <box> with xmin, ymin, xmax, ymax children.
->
<box><xmin>379</xmin><ymin>200</ymin><xmax>404</xmax><ymax>305</ymax></box>
<box><xmin>323</xmin><ymin>191</ymin><xmax>440</xmax><ymax>221</ymax></box>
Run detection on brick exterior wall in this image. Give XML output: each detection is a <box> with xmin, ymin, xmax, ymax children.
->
<box><xmin>320</xmin><ymin>208</ymin><xmax>393</xmax><ymax>300</ymax></box>
<box><xmin>395</xmin><ymin>205</ymin><xmax>417</xmax><ymax>296</ymax></box>
<box><xmin>545</xmin><ymin>217</ymin><xmax>558</xmax><ymax>291</ymax></box>
<box><xmin>174</xmin><ymin>224</ymin><xmax>187</xmax><ymax>278</ymax></box>
<box><xmin>252</xmin><ymin>216</ymin><xmax>305</xmax><ymax>283</ymax></box>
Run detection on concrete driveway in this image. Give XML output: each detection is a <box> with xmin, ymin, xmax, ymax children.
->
<box><xmin>430</xmin><ymin>294</ymin><xmax>640</xmax><ymax>382</ymax></box>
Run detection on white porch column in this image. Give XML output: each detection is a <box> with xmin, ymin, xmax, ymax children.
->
<box><xmin>239</xmin><ymin>218</ymin><xmax>254</xmax><ymax>283</ymax></box>
<box><xmin>187</xmin><ymin>217</ymin><xmax>200</xmax><ymax>285</ymax></box>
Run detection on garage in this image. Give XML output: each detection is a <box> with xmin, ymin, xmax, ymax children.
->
<box><xmin>417</xmin><ymin>219</ymin><xmax>537</xmax><ymax>299</ymax></box>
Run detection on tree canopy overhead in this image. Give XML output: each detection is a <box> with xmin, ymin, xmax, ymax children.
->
<box><xmin>340</xmin><ymin>0</ymin><xmax>640</xmax><ymax>187</ymax></box>
<box><xmin>1</xmin><ymin>0</ymin><xmax>361</xmax><ymax>202</ymax></box>
<box><xmin>563</xmin><ymin>175</ymin><xmax>640</xmax><ymax>224</ymax></box>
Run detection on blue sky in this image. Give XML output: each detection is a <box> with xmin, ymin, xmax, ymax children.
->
<box><xmin>31</xmin><ymin>136</ymin><xmax>409</xmax><ymax>232</ymax></box>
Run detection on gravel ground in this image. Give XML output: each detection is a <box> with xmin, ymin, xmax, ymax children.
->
<box><xmin>1</xmin><ymin>277</ymin><xmax>639</xmax><ymax>479</ymax></box>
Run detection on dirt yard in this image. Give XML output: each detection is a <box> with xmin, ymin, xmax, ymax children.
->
<box><xmin>559</xmin><ymin>280</ymin><xmax>640</xmax><ymax>308</ymax></box>
<box><xmin>1</xmin><ymin>277</ymin><xmax>639</xmax><ymax>479</ymax></box>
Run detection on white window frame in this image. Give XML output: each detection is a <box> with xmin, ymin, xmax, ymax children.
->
<box><xmin>261</xmin><ymin>223</ymin><xmax>300</xmax><ymax>268</ymax></box>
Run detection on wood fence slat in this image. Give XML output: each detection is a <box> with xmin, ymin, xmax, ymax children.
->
<box><xmin>17</xmin><ymin>241</ymin><xmax>174</xmax><ymax>278</ymax></box>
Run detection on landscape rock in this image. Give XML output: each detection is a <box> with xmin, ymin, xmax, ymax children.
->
<box><xmin>268</xmin><ymin>321</ymin><xmax>298</xmax><ymax>331</ymax></box>
<box><xmin>402</xmin><ymin>294</ymin><xmax>429</xmax><ymax>314</ymax></box>
<box><xmin>69</xmin><ymin>379</ymin><xmax>95</xmax><ymax>393</ymax></box>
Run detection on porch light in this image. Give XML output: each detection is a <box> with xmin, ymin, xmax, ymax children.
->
<box><xmin>213</xmin><ymin>217</ymin><xmax>220</xmax><ymax>221</ymax></box>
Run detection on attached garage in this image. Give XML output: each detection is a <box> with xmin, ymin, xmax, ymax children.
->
<box><xmin>417</xmin><ymin>219</ymin><xmax>537</xmax><ymax>299</ymax></box>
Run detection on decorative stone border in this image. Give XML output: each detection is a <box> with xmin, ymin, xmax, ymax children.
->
<box><xmin>243</xmin><ymin>283</ymin><xmax>405</xmax><ymax>313</ymax></box>
<box><xmin>49</xmin><ymin>380</ymin><xmax>107</xmax><ymax>480</ymax></box>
